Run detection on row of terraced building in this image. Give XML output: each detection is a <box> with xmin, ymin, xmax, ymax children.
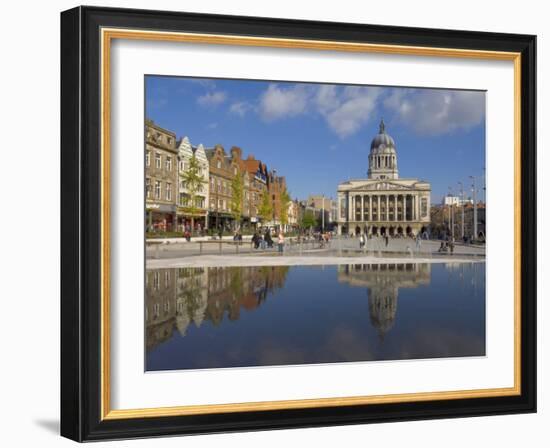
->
<box><xmin>145</xmin><ymin>119</ymin><xmax>298</xmax><ymax>233</ymax></box>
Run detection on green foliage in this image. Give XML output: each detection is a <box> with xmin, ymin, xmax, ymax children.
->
<box><xmin>279</xmin><ymin>189</ymin><xmax>291</xmax><ymax>226</ymax></box>
<box><xmin>258</xmin><ymin>189</ymin><xmax>273</xmax><ymax>222</ymax></box>
<box><xmin>230</xmin><ymin>172</ymin><xmax>244</xmax><ymax>226</ymax></box>
<box><xmin>179</xmin><ymin>153</ymin><xmax>206</xmax><ymax>230</ymax></box>
<box><xmin>300</xmin><ymin>210</ymin><xmax>317</xmax><ymax>229</ymax></box>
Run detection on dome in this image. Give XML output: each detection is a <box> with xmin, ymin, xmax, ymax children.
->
<box><xmin>370</xmin><ymin>119</ymin><xmax>396</xmax><ymax>153</ymax></box>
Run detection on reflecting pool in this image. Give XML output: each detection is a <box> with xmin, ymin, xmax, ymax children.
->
<box><xmin>145</xmin><ymin>262</ymin><xmax>485</xmax><ymax>371</ymax></box>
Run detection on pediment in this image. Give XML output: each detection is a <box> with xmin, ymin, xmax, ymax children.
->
<box><xmin>350</xmin><ymin>181</ymin><xmax>413</xmax><ymax>191</ymax></box>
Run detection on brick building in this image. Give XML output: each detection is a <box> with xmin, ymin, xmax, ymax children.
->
<box><xmin>145</xmin><ymin>120</ymin><xmax>178</xmax><ymax>232</ymax></box>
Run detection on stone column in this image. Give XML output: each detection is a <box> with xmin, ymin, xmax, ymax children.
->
<box><xmin>386</xmin><ymin>195</ymin><xmax>389</xmax><ymax>222</ymax></box>
<box><xmin>377</xmin><ymin>196</ymin><xmax>381</xmax><ymax>221</ymax></box>
<box><xmin>361</xmin><ymin>195</ymin><xmax>364</xmax><ymax>222</ymax></box>
<box><xmin>369</xmin><ymin>194</ymin><xmax>372</xmax><ymax>221</ymax></box>
<box><xmin>348</xmin><ymin>193</ymin><xmax>353</xmax><ymax>222</ymax></box>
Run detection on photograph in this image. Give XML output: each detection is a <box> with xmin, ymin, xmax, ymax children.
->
<box><xmin>144</xmin><ymin>76</ymin><xmax>487</xmax><ymax>371</ymax></box>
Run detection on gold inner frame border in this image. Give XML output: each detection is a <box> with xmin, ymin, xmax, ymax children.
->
<box><xmin>99</xmin><ymin>27</ymin><xmax>522</xmax><ymax>421</ymax></box>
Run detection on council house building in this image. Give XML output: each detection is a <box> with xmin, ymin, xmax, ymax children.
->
<box><xmin>337</xmin><ymin>120</ymin><xmax>431</xmax><ymax>237</ymax></box>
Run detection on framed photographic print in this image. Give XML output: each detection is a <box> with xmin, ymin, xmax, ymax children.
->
<box><xmin>60</xmin><ymin>6</ymin><xmax>537</xmax><ymax>441</ymax></box>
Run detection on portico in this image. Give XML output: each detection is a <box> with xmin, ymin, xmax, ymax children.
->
<box><xmin>337</xmin><ymin>120</ymin><xmax>431</xmax><ymax>237</ymax></box>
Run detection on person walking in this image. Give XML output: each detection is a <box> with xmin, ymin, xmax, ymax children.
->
<box><xmin>415</xmin><ymin>233</ymin><xmax>422</xmax><ymax>252</ymax></box>
<box><xmin>277</xmin><ymin>232</ymin><xmax>284</xmax><ymax>254</ymax></box>
<box><xmin>359</xmin><ymin>233</ymin><xmax>365</xmax><ymax>250</ymax></box>
<box><xmin>385</xmin><ymin>234</ymin><xmax>389</xmax><ymax>247</ymax></box>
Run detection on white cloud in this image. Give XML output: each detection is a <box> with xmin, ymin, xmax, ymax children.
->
<box><xmin>315</xmin><ymin>86</ymin><xmax>383</xmax><ymax>138</ymax></box>
<box><xmin>206</xmin><ymin>122</ymin><xmax>218</xmax><ymax>129</ymax></box>
<box><xmin>196</xmin><ymin>90</ymin><xmax>227</xmax><ymax>107</ymax></box>
<box><xmin>384</xmin><ymin>88</ymin><xmax>485</xmax><ymax>135</ymax></box>
<box><xmin>259</xmin><ymin>84</ymin><xmax>310</xmax><ymax>121</ymax></box>
<box><xmin>229</xmin><ymin>101</ymin><xmax>253</xmax><ymax>117</ymax></box>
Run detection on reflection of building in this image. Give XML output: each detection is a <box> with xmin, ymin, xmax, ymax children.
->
<box><xmin>145</xmin><ymin>120</ymin><xmax>178</xmax><ymax>232</ymax></box>
<box><xmin>338</xmin><ymin>263</ymin><xmax>431</xmax><ymax>337</ymax></box>
<box><xmin>337</xmin><ymin>120</ymin><xmax>431</xmax><ymax>237</ymax></box>
<box><xmin>145</xmin><ymin>268</ymin><xmax>177</xmax><ymax>350</ymax></box>
<box><xmin>145</xmin><ymin>265</ymin><xmax>290</xmax><ymax>352</ymax></box>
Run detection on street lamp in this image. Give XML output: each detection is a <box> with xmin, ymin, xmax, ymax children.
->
<box><xmin>458</xmin><ymin>181</ymin><xmax>465</xmax><ymax>240</ymax></box>
<box><xmin>469</xmin><ymin>175</ymin><xmax>478</xmax><ymax>241</ymax></box>
<box><xmin>448</xmin><ymin>186</ymin><xmax>454</xmax><ymax>240</ymax></box>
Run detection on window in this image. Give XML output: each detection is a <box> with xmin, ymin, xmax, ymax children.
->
<box><xmin>217</xmin><ymin>180</ymin><xmax>221</xmax><ymax>193</ymax></box>
<box><xmin>155</xmin><ymin>153</ymin><xmax>161</xmax><ymax>169</ymax></box>
<box><xmin>166</xmin><ymin>156</ymin><xmax>172</xmax><ymax>171</ymax></box>
<box><xmin>155</xmin><ymin>181</ymin><xmax>161</xmax><ymax>199</ymax></box>
<box><xmin>146</xmin><ymin>178</ymin><xmax>151</xmax><ymax>198</ymax></box>
<box><xmin>179</xmin><ymin>160</ymin><xmax>184</xmax><ymax>172</ymax></box>
<box><xmin>164</xmin><ymin>271</ymin><xmax>170</xmax><ymax>287</ymax></box>
<box><xmin>421</xmin><ymin>198</ymin><xmax>428</xmax><ymax>217</ymax></box>
<box><xmin>216</xmin><ymin>160</ymin><xmax>221</xmax><ymax>169</ymax></box>
<box><xmin>166</xmin><ymin>183</ymin><xmax>172</xmax><ymax>201</ymax></box>
<box><xmin>167</xmin><ymin>137</ymin><xmax>172</xmax><ymax>145</ymax></box>
<box><xmin>146</xmin><ymin>151</ymin><xmax>150</xmax><ymax>166</ymax></box>
<box><xmin>153</xmin><ymin>272</ymin><xmax>160</xmax><ymax>290</ymax></box>
<box><xmin>179</xmin><ymin>193</ymin><xmax>187</xmax><ymax>207</ymax></box>
<box><xmin>210</xmin><ymin>178</ymin><xmax>214</xmax><ymax>189</ymax></box>
<box><xmin>233</xmin><ymin>167</ymin><xmax>238</xmax><ymax>175</ymax></box>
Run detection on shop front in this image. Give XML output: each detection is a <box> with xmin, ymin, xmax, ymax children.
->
<box><xmin>176</xmin><ymin>207</ymin><xmax>208</xmax><ymax>234</ymax></box>
<box><xmin>146</xmin><ymin>203</ymin><xmax>177</xmax><ymax>233</ymax></box>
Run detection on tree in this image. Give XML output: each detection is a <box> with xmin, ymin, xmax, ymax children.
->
<box><xmin>230</xmin><ymin>172</ymin><xmax>244</xmax><ymax>229</ymax></box>
<box><xmin>300</xmin><ymin>210</ymin><xmax>317</xmax><ymax>231</ymax></box>
<box><xmin>258</xmin><ymin>189</ymin><xmax>273</xmax><ymax>223</ymax></box>
<box><xmin>279</xmin><ymin>189</ymin><xmax>291</xmax><ymax>229</ymax></box>
<box><xmin>179</xmin><ymin>153</ymin><xmax>206</xmax><ymax>233</ymax></box>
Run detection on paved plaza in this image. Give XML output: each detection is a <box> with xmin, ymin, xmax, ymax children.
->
<box><xmin>146</xmin><ymin>235</ymin><xmax>485</xmax><ymax>268</ymax></box>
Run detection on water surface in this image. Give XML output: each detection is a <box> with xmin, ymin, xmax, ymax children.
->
<box><xmin>145</xmin><ymin>262</ymin><xmax>485</xmax><ymax>371</ymax></box>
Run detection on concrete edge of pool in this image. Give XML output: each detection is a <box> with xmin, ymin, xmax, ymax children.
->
<box><xmin>146</xmin><ymin>254</ymin><xmax>486</xmax><ymax>269</ymax></box>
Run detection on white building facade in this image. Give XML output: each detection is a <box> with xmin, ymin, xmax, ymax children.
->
<box><xmin>337</xmin><ymin>120</ymin><xmax>431</xmax><ymax>237</ymax></box>
<box><xmin>176</xmin><ymin>137</ymin><xmax>210</xmax><ymax>231</ymax></box>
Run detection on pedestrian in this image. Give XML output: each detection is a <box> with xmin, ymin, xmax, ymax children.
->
<box><xmin>359</xmin><ymin>233</ymin><xmax>365</xmax><ymax>249</ymax></box>
<box><xmin>264</xmin><ymin>230</ymin><xmax>273</xmax><ymax>248</ymax></box>
<box><xmin>449</xmin><ymin>237</ymin><xmax>455</xmax><ymax>255</ymax></box>
<box><xmin>415</xmin><ymin>234</ymin><xmax>421</xmax><ymax>251</ymax></box>
<box><xmin>385</xmin><ymin>235</ymin><xmax>389</xmax><ymax>247</ymax></box>
<box><xmin>277</xmin><ymin>232</ymin><xmax>284</xmax><ymax>253</ymax></box>
<box><xmin>218</xmin><ymin>227</ymin><xmax>223</xmax><ymax>240</ymax></box>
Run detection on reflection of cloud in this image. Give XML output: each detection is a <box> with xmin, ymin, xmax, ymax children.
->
<box><xmin>323</xmin><ymin>326</ymin><xmax>374</xmax><ymax>361</ymax></box>
<box><xmin>256</xmin><ymin>340</ymin><xmax>307</xmax><ymax>366</ymax></box>
<box><xmin>395</xmin><ymin>327</ymin><xmax>485</xmax><ymax>359</ymax></box>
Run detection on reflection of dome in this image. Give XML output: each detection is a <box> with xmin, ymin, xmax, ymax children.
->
<box><xmin>368</xmin><ymin>287</ymin><xmax>398</xmax><ymax>337</ymax></box>
<box><xmin>370</xmin><ymin>119</ymin><xmax>396</xmax><ymax>153</ymax></box>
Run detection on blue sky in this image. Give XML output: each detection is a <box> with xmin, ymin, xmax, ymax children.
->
<box><xmin>146</xmin><ymin>76</ymin><xmax>486</xmax><ymax>204</ymax></box>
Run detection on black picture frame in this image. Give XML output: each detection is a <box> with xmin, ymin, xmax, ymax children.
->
<box><xmin>61</xmin><ymin>5</ymin><xmax>536</xmax><ymax>442</ymax></box>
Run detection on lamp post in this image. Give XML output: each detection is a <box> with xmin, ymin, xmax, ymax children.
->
<box><xmin>469</xmin><ymin>175</ymin><xmax>478</xmax><ymax>241</ymax></box>
<box><xmin>448</xmin><ymin>186</ymin><xmax>454</xmax><ymax>240</ymax></box>
<box><xmin>458</xmin><ymin>181</ymin><xmax>465</xmax><ymax>240</ymax></box>
<box><xmin>321</xmin><ymin>194</ymin><xmax>325</xmax><ymax>233</ymax></box>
